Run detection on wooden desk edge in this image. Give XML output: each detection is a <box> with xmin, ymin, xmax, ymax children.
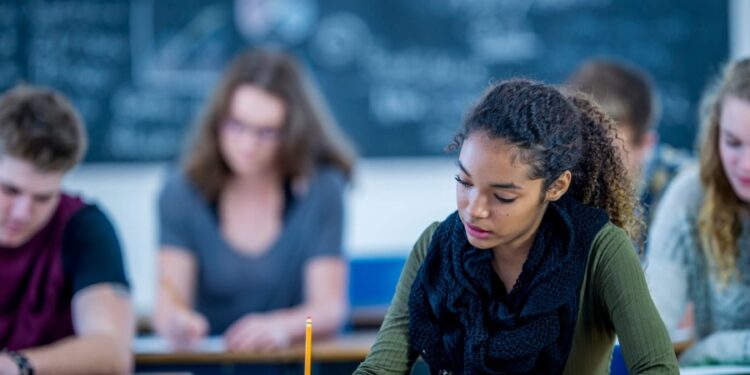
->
<box><xmin>135</xmin><ymin>331</ymin><xmax>378</xmax><ymax>364</ymax></box>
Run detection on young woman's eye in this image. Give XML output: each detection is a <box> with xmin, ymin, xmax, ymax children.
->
<box><xmin>454</xmin><ymin>175</ymin><xmax>471</xmax><ymax>187</ymax></box>
<box><xmin>494</xmin><ymin>194</ymin><xmax>516</xmax><ymax>204</ymax></box>
<box><xmin>726</xmin><ymin>138</ymin><xmax>742</xmax><ymax>148</ymax></box>
<box><xmin>1</xmin><ymin>185</ymin><xmax>19</xmax><ymax>197</ymax></box>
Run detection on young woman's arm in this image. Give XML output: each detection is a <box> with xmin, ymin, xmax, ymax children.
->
<box><xmin>152</xmin><ymin>248</ymin><xmax>208</xmax><ymax>346</ymax></box>
<box><xmin>645</xmin><ymin>169</ymin><xmax>697</xmax><ymax>336</ymax></box>
<box><xmin>595</xmin><ymin>224</ymin><xmax>680</xmax><ymax>374</ymax></box>
<box><xmin>152</xmin><ymin>173</ymin><xmax>209</xmax><ymax>345</ymax></box>
<box><xmin>354</xmin><ymin>223</ymin><xmax>438</xmax><ymax>375</ymax></box>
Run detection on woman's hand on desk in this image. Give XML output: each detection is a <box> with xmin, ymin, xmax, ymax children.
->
<box><xmin>678</xmin><ymin>331</ymin><xmax>750</xmax><ymax>365</ymax></box>
<box><xmin>157</xmin><ymin>308</ymin><xmax>210</xmax><ymax>349</ymax></box>
<box><xmin>224</xmin><ymin>313</ymin><xmax>291</xmax><ymax>352</ymax></box>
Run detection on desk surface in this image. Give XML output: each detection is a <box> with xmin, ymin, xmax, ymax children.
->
<box><xmin>134</xmin><ymin>331</ymin><xmax>377</xmax><ymax>364</ymax></box>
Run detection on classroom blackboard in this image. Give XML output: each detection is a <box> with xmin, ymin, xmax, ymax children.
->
<box><xmin>0</xmin><ymin>0</ymin><xmax>729</xmax><ymax>161</ymax></box>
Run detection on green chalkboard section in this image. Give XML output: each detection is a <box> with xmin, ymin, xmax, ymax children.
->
<box><xmin>0</xmin><ymin>0</ymin><xmax>729</xmax><ymax>161</ymax></box>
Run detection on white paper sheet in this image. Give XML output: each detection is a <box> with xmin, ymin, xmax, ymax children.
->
<box><xmin>133</xmin><ymin>335</ymin><xmax>226</xmax><ymax>354</ymax></box>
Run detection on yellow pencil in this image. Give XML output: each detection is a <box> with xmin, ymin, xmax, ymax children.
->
<box><xmin>305</xmin><ymin>317</ymin><xmax>312</xmax><ymax>375</ymax></box>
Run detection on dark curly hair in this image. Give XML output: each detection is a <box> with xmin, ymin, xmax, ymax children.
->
<box><xmin>450</xmin><ymin>79</ymin><xmax>641</xmax><ymax>240</ymax></box>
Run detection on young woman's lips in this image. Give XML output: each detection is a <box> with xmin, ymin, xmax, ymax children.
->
<box><xmin>737</xmin><ymin>175</ymin><xmax>750</xmax><ymax>186</ymax></box>
<box><xmin>465</xmin><ymin>222</ymin><xmax>491</xmax><ymax>239</ymax></box>
<box><xmin>2</xmin><ymin>223</ymin><xmax>24</xmax><ymax>235</ymax></box>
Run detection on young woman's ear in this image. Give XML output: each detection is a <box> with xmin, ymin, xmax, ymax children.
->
<box><xmin>545</xmin><ymin>171</ymin><xmax>572</xmax><ymax>202</ymax></box>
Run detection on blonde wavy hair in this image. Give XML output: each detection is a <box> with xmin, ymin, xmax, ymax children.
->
<box><xmin>698</xmin><ymin>58</ymin><xmax>750</xmax><ymax>283</ymax></box>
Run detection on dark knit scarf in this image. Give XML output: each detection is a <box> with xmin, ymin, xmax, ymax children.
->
<box><xmin>408</xmin><ymin>195</ymin><xmax>609</xmax><ymax>375</ymax></box>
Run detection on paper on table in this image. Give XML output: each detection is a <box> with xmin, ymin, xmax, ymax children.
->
<box><xmin>680</xmin><ymin>366</ymin><xmax>750</xmax><ymax>375</ymax></box>
<box><xmin>133</xmin><ymin>335</ymin><xmax>226</xmax><ymax>354</ymax></box>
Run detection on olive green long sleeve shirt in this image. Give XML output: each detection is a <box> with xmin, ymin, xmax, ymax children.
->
<box><xmin>355</xmin><ymin>222</ymin><xmax>678</xmax><ymax>374</ymax></box>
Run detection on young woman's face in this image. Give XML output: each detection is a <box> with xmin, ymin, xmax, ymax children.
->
<box><xmin>219</xmin><ymin>84</ymin><xmax>286</xmax><ymax>177</ymax></box>
<box><xmin>455</xmin><ymin>132</ymin><xmax>549</xmax><ymax>251</ymax></box>
<box><xmin>719</xmin><ymin>95</ymin><xmax>750</xmax><ymax>202</ymax></box>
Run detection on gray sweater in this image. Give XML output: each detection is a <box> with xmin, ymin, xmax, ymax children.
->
<box><xmin>646</xmin><ymin>166</ymin><xmax>750</xmax><ymax>365</ymax></box>
<box><xmin>158</xmin><ymin>167</ymin><xmax>346</xmax><ymax>334</ymax></box>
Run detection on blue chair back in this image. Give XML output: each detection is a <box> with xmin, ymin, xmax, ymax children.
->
<box><xmin>610</xmin><ymin>344</ymin><xmax>629</xmax><ymax>375</ymax></box>
<box><xmin>348</xmin><ymin>257</ymin><xmax>406</xmax><ymax>308</ymax></box>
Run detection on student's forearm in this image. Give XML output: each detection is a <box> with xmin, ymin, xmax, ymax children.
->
<box><xmin>271</xmin><ymin>301</ymin><xmax>348</xmax><ymax>342</ymax></box>
<box><xmin>679</xmin><ymin>330</ymin><xmax>750</xmax><ymax>365</ymax></box>
<box><xmin>152</xmin><ymin>294</ymin><xmax>186</xmax><ymax>331</ymax></box>
<box><xmin>23</xmin><ymin>334</ymin><xmax>131</xmax><ymax>375</ymax></box>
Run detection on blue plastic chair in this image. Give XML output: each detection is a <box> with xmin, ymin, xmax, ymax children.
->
<box><xmin>610</xmin><ymin>344</ymin><xmax>629</xmax><ymax>375</ymax></box>
<box><xmin>347</xmin><ymin>256</ymin><xmax>406</xmax><ymax>329</ymax></box>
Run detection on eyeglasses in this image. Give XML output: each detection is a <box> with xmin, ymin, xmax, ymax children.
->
<box><xmin>221</xmin><ymin>118</ymin><xmax>283</xmax><ymax>142</ymax></box>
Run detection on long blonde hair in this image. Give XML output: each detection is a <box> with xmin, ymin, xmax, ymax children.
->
<box><xmin>183</xmin><ymin>48</ymin><xmax>356</xmax><ymax>201</ymax></box>
<box><xmin>698</xmin><ymin>58</ymin><xmax>750</xmax><ymax>283</ymax></box>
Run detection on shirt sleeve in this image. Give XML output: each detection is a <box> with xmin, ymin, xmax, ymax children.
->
<box><xmin>158</xmin><ymin>172</ymin><xmax>196</xmax><ymax>251</ymax></box>
<box><xmin>306</xmin><ymin>168</ymin><xmax>347</xmax><ymax>259</ymax></box>
<box><xmin>645</xmin><ymin>169</ymin><xmax>697</xmax><ymax>336</ymax></box>
<box><xmin>593</xmin><ymin>224</ymin><xmax>680</xmax><ymax>374</ymax></box>
<box><xmin>62</xmin><ymin>205</ymin><xmax>130</xmax><ymax>295</ymax></box>
<box><xmin>354</xmin><ymin>222</ymin><xmax>439</xmax><ymax>375</ymax></box>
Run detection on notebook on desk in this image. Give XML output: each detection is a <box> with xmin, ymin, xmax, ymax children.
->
<box><xmin>680</xmin><ymin>366</ymin><xmax>750</xmax><ymax>375</ymax></box>
<box><xmin>133</xmin><ymin>335</ymin><xmax>226</xmax><ymax>354</ymax></box>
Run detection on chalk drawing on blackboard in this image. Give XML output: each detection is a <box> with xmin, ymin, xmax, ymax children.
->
<box><xmin>0</xmin><ymin>2</ymin><xmax>19</xmax><ymax>86</ymax></box>
<box><xmin>28</xmin><ymin>2</ymin><xmax>129</xmax><ymax>95</ymax></box>
<box><xmin>4</xmin><ymin>0</ymin><xmax>725</xmax><ymax>160</ymax></box>
<box><xmin>533</xmin><ymin>0</ymin><xmax>611</xmax><ymax>10</ymax></box>
<box><xmin>310</xmin><ymin>12</ymin><xmax>371</xmax><ymax>70</ymax></box>
<box><xmin>108</xmin><ymin>87</ymin><xmax>198</xmax><ymax>159</ymax></box>
<box><xmin>235</xmin><ymin>0</ymin><xmax>318</xmax><ymax>45</ymax></box>
<box><xmin>362</xmin><ymin>46</ymin><xmax>487</xmax><ymax>87</ymax></box>
<box><xmin>659</xmin><ymin>83</ymin><xmax>690</xmax><ymax>128</ymax></box>
<box><xmin>130</xmin><ymin>0</ymin><xmax>226</xmax><ymax>93</ymax></box>
<box><xmin>463</xmin><ymin>1</ymin><xmax>541</xmax><ymax>63</ymax></box>
<box><xmin>359</xmin><ymin>44</ymin><xmax>487</xmax><ymax>132</ymax></box>
<box><xmin>369</xmin><ymin>86</ymin><xmax>428</xmax><ymax>125</ymax></box>
<box><xmin>131</xmin><ymin>0</ymin><xmax>319</xmax><ymax>93</ymax></box>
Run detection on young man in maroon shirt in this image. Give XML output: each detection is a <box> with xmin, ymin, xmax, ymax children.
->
<box><xmin>0</xmin><ymin>85</ymin><xmax>133</xmax><ymax>375</ymax></box>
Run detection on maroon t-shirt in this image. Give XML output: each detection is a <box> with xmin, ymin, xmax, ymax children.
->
<box><xmin>0</xmin><ymin>194</ymin><xmax>129</xmax><ymax>350</ymax></box>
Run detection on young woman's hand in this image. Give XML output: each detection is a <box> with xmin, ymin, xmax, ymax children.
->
<box><xmin>224</xmin><ymin>313</ymin><xmax>291</xmax><ymax>352</ymax></box>
<box><xmin>156</xmin><ymin>308</ymin><xmax>209</xmax><ymax>349</ymax></box>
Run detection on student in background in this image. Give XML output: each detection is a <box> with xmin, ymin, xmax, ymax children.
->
<box><xmin>0</xmin><ymin>86</ymin><xmax>133</xmax><ymax>375</ymax></box>
<box><xmin>152</xmin><ymin>48</ymin><xmax>355</xmax><ymax>351</ymax></box>
<box><xmin>647</xmin><ymin>58</ymin><xmax>750</xmax><ymax>365</ymax></box>
<box><xmin>567</xmin><ymin>59</ymin><xmax>693</xmax><ymax>228</ymax></box>
<box><xmin>355</xmin><ymin>79</ymin><xmax>678</xmax><ymax>374</ymax></box>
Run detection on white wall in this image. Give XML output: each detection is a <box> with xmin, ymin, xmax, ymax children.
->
<box><xmin>62</xmin><ymin>158</ymin><xmax>457</xmax><ymax>316</ymax></box>
<box><xmin>731</xmin><ymin>0</ymin><xmax>750</xmax><ymax>59</ymax></box>
<box><xmin>63</xmin><ymin>164</ymin><xmax>164</xmax><ymax>316</ymax></box>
